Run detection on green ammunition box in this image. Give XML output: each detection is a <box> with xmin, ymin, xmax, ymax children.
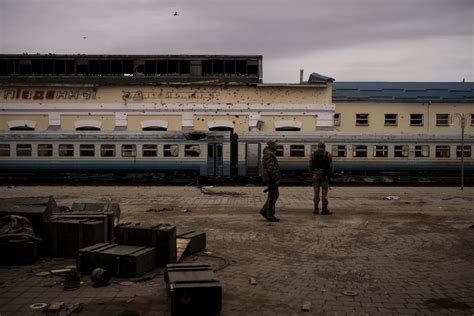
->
<box><xmin>176</xmin><ymin>230</ymin><xmax>206</xmax><ymax>254</ymax></box>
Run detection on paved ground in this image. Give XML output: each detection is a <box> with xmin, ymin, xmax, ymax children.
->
<box><xmin>0</xmin><ymin>185</ymin><xmax>473</xmax><ymax>316</ymax></box>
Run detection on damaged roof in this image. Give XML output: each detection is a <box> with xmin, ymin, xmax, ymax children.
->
<box><xmin>333</xmin><ymin>82</ymin><xmax>474</xmax><ymax>103</ymax></box>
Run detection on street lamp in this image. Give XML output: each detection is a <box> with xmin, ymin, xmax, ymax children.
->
<box><xmin>451</xmin><ymin>113</ymin><xmax>470</xmax><ymax>190</ymax></box>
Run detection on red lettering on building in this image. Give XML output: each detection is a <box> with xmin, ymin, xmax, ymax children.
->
<box><xmin>33</xmin><ymin>91</ymin><xmax>45</xmax><ymax>100</ymax></box>
<box><xmin>46</xmin><ymin>90</ymin><xmax>55</xmax><ymax>99</ymax></box>
<box><xmin>21</xmin><ymin>90</ymin><xmax>32</xmax><ymax>99</ymax></box>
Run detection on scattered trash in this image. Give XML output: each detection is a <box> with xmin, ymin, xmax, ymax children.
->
<box><xmin>66</xmin><ymin>265</ymin><xmax>77</xmax><ymax>270</ymax></box>
<box><xmin>51</xmin><ymin>268</ymin><xmax>72</xmax><ymax>275</ymax></box>
<box><xmin>384</xmin><ymin>195</ymin><xmax>400</xmax><ymax>200</ymax></box>
<box><xmin>29</xmin><ymin>303</ymin><xmax>47</xmax><ymax>310</ymax></box>
<box><xmin>64</xmin><ymin>270</ymin><xmax>80</xmax><ymax>290</ymax></box>
<box><xmin>91</xmin><ymin>268</ymin><xmax>111</xmax><ymax>287</ymax></box>
<box><xmin>35</xmin><ymin>271</ymin><xmax>50</xmax><ymax>277</ymax></box>
<box><xmin>203</xmin><ymin>251</ymin><xmax>213</xmax><ymax>255</ymax></box>
<box><xmin>64</xmin><ymin>303</ymin><xmax>83</xmax><ymax>315</ymax></box>
<box><xmin>249</xmin><ymin>277</ymin><xmax>257</xmax><ymax>285</ymax></box>
<box><xmin>342</xmin><ymin>290</ymin><xmax>358</xmax><ymax>296</ymax></box>
<box><xmin>199</xmin><ymin>186</ymin><xmax>243</xmax><ymax>196</ymax></box>
<box><xmin>45</xmin><ymin>302</ymin><xmax>64</xmax><ymax>312</ymax></box>
<box><xmin>126</xmin><ymin>297</ymin><xmax>135</xmax><ymax>303</ymax></box>
<box><xmin>301</xmin><ymin>301</ymin><xmax>312</xmax><ymax>311</ymax></box>
<box><xmin>41</xmin><ymin>281</ymin><xmax>58</xmax><ymax>288</ymax></box>
<box><xmin>120</xmin><ymin>281</ymin><xmax>134</xmax><ymax>286</ymax></box>
<box><xmin>182</xmin><ymin>209</ymin><xmax>191</xmax><ymax>213</ymax></box>
<box><xmin>146</xmin><ymin>207</ymin><xmax>174</xmax><ymax>212</ymax></box>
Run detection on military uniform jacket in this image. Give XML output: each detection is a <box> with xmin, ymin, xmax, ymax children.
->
<box><xmin>310</xmin><ymin>149</ymin><xmax>333</xmax><ymax>175</ymax></box>
<box><xmin>262</xmin><ymin>146</ymin><xmax>280</xmax><ymax>183</ymax></box>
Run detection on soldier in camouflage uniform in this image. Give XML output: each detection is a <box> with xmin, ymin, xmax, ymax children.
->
<box><xmin>310</xmin><ymin>142</ymin><xmax>333</xmax><ymax>215</ymax></box>
<box><xmin>259</xmin><ymin>140</ymin><xmax>280</xmax><ymax>222</ymax></box>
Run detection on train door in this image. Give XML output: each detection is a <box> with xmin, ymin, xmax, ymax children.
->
<box><xmin>207</xmin><ymin>143</ymin><xmax>223</xmax><ymax>176</ymax></box>
<box><xmin>246</xmin><ymin>143</ymin><xmax>260</xmax><ymax>176</ymax></box>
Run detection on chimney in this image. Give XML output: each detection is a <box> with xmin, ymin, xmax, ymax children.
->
<box><xmin>299</xmin><ymin>69</ymin><xmax>304</xmax><ymax>84</ymax></box>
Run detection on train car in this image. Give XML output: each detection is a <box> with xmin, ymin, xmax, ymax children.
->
<box><xmin>0</xmin><ymin>131</ymin><xmax>231</xmax><ymax>177</ymax></box>
<box><xmin>238</xmin><ymin>131</ymin><xmax>474</xmax><ymax>177</ymax></box>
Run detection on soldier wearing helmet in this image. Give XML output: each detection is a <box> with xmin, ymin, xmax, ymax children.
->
<box><xmin>309</xmin><ymin>141</ymin><xmax>333</xmax><ymax>215</ymax></box>
<box><xmin>259</xmin><ymin>140</ymin><xmax>280</xmax><ymax>222</ymax></box>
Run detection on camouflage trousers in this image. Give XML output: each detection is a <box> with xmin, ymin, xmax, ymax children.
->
<box><xmin>263</xmin><ymin>182</ymin><xmax>279</xmax><ymax>218</ymax></box>
<box><xmin>313</xmin><ymin>170</ymin><xmax>329</xmax><ymax>211</ymax></box>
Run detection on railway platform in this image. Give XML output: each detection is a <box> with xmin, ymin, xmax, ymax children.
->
<box><xmin>0</xmin><ymin>185</ymin><xmax>473</xmax><ymax>315</ymax></box>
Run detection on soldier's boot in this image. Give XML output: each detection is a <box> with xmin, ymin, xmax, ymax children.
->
<box><xmin>313</xmin><ymin>207</ymin><xmax>319</xmax><ymax>215</ymax></box>
<box><xmin>267</xmin><ymin>216</ymin><xmax>280</xmax><ymax>222</ymax></box>
<box><xmin>259</xmin><ymin>208</ymin><xmax>267</xmax><ymax>219</ymax></box>
<box><xmin>321</xmin><ymin>206</ymin><xmax>332</xmax><ymax>215</ymax></box>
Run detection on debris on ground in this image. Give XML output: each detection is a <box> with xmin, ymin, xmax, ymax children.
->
<box><xmin>120</xmin><ymin>281</ymin><xmax>134</xmax><ymax>286</ymax></box>
<box><xmin>45</xmin><ymin>301</ymin><xmax>64</xmax><ymax>312</ymax></box>
<box><xmin>182</xmin><ymin>209</ymin><xmax>191</xmax><ymax>213</ymax></box>
<box><xmin>51</xmin><ymin>268</ymin><xmax>71</xmax><ymax>275</ymax></box>
<box><xmin>249</xmin><ymin>277</ymin><xmax>257</xmax><ymax>285</ymax></box>
<box><xmin>146</xmin><ymin>207</ymin><xmax>174</xmax><ymax>212</ymax></box>
<box><xmin>342</xmin><ymin>290</ymin><xmax>358</xmax><ymax>296</ymax></box>
<box><xmin>29</xmin><ymin>303</ymin><xmax>47</xmax><ymax>310</ymax></box>
<box><xmin>199</xmin><ymin>186</ymin><xmax>244</xmax><ymax>196</ymax></box>
<box><xmin>384</xmin><ymin>195</ymin><xmax>400</xmax><ymax>200</ymax></box>
<box><xmin>130</xmin><ymin>271</ymin><xmax>159</xmax><ymax>283</ymax></box>
<box><xmin>301</xmin><ymin>301</ymin><xmax>312</xmax><ymax>311</ymax></box>
<box><xmin>91</xmin><ymin>268</ymin><xmax>111</xmax><ymax>287</ymax></box>
<box><xmin>64</xmin><ymin>303</ymin><xmax>83</xmax><ymax>315</ymax></box>
<box><xmin>35</xmin><ymin>271</ymin><xmax>50</xmax><ymax>277</ymax></box>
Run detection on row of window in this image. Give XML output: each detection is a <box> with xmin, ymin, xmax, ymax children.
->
<box><xmin>274</xmin><ymin>144</ymin><xmax>472</xmax><ymax>158</ymax></box>
<box><xmin>0</xmin><ymin>144</ymin><xmax>201</xmax><ymax>158</ymax></box>
<box><xmin>334</xmin><ymin>113</ymin><xmax>474</xmax><ymax>127</ymax></box>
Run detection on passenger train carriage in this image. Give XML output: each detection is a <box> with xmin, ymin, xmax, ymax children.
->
<box><xmin>0</xmin><ymin>131</ymin><xmax>472</xmax><ymax>179</ymax></box>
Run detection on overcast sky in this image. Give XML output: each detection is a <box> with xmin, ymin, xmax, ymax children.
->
<box><xmin>0</xmin><ymin>0</ymin><xmax>473</xmax><ymax>83</ymax></box>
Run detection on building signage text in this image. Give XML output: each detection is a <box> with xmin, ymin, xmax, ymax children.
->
<box><xmin>2</xmin><ymin>89</ymin><xmax>96</xmax><ymax>100</ymax></box>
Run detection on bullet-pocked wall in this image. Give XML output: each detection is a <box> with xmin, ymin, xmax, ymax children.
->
<box><xmin>0</xmin><ymin>115</ymin><xmax>49</xmax><ymax>131</ymax></box>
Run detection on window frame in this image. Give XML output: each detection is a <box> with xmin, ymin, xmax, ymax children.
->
<box><xmin>79</xmin><ymin>144</ymin><xmax>95</xmax><ymax>157</ymax></box>
<box><xmin>164</xmin><ymin>144</ymin><xmax>179</xmax><ymax>157</ymax></box>
<box><xmin>355</xmin><ymin>114</ymin><xmax>369</xmax><ymax>126</ymax></box>
<box><xmin>373</xmin><ymin>145</ymin><xmax>388</xmax><ymax>158</ymax></box>
<box><xmin>289</xmin><ymin>145</ymin><xmax>305</xmax><ymax>157</ymax></box>
<box><xmin>37</xmin><ymin>144</ymin><xmax>53</xmax><ymax>157</ymax></box>
<box><xmin>415</xmin><ymin>145</ymin><xmax>430</xmax><ymax>158</ymax></box>
<box><xmin>184</xmin><ymin>144</ymin><xmax>201</xmax><ymax>157</ymax></box>
<box><xmin>101</xmin><ymin>144</ymin><xmax>116</xmax><ymax>157</ymax></box>
<box><xmin>352</xmin><ymin>145</ymin><xmax>368</xmax><ymax>158</ymax></box>
<box><xmin>410</xmin><ymin>114</ymin><xmax>424</xmax><ymax>126</ymax></box>
<box><xmin>331</xmin><ymin>145</ymin><xmax>346</xmax><ymax>158</ymax></box>
<box><xmin>436</xmin><ymin>114</ymin><xmax>450</xmax><ymax>126</ymax></box>
<box><xmin>121</xmin><ymin>144</ymin><xmax>137</xmax><ymax>158</ymax></box>
<box><xmin>384</xmin><ymin>114</ymin><xmax>397</xmax><ymax>126</ymax></box>
<box><xmin>334</xmin><ymin>113</ymin><xmax>341</xmax><ymax>126</ymax></box>
<box><xmin>0</xmin><ymin>144</ymin><xmax>11</xmax><ymax>157</ymax></box>
<box><xmin>435</xmin><ymin>145</ymin><xmax>451</xmax><ymax>158</ymax></box>
<box><xmin>16</xmin><ymin>144</ymin><xmax>32</xmax><ymax>157</ymax></box>
<box><xmin>59</xmin><ymin>144</ymin><xmax>74</xmax><ymax>157</ymax></box>
<box><xmin>142</xmin><ymin>144</ymin><xmax>158</xmax><ymax>157</ymax></box>
<box><xmin>394</xmin><ymin>145</ymin><xmax>409</xmax><ymax>158</ymax></box>
<box><xmin>275</xmin><ymin>145</ymin><xmax>284</xmax><ymax>157</ymax></box>
<box><xmin>456</xmin><ymin>145</ymin><xmax>471</xmax><ymax>158</ymax></box>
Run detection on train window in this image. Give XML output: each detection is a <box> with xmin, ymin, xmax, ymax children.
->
<box><xmin>185</xmin><ymin>145</ymin><xmax>201</xmax><ymax>157</ymax></box>
<box><xmin>394</xmin><ymin>145</ymin><xmax>409</xmax><ymax>158</ymax></box>
<box><xmin>143</xmin><ymin>144</ymin><xmax>158</xmax><ymax>157</ymax></box>
<box><xmin>80</xmin><ymin>145</ymin><xmax>95</xmax><ymax>157</ymax></box>
<box><xmin>373</xmin><ymin>145</ymin><xmax>388</xmax><ymax>157</ymax></box>
<box><xmin>331</xmin><ymin>145</ymin><xmax>346</xmax><ymax>157</ymax></box>
<box><xmin>38</xmin><ymin>144</ymin><xmax>53</xmax><ymax>157</ymax></box>
<box><xmin>290</xmin><ymin>145</ymin><xmax>305</xmax><ymax>157</ymax></box>
<box><xmin>164</xmin><ymin>144</ymin><xmax>179</xmax><ymax>157</ymax></box>
<box><xmin>0</xmin><ymin>144</ymin><xmax>10</xmax><ymax>157</ymax></box>
<box><xmin>276</xmin><ymin>145</ymin><xmax>284</xmax><ymax>157</ymax></box>
<box><xmin>59</xmin><ymin>144</ymin><xmax>74</xmax><ymax>157</ymax></box>
<box><xmin>410</xmin><ymin>114</ymin><xmax>424</xmax><ymax>126</ymax></box>
<box><xmin>436</xmin><ymin>114</ymin><xmax>449</xmax><ymax>126</ymax></box>
<box><xmin>456</xmin><ymin>145</ymin><xmax>471</xmax><ymax>158</ymax></box>
<box><xmin>435</xmin><ymin>145</ymin><xmax>450</xmax><ymax>158</ymax></box>
<box><xmin>122</xmin><ymin>145</ymin><xmax>137</xmax><ymax>157</ymax></box>
<box><xmin>334</xmin><ymin>113</ymin><xmax>341</xmax><ymax>126</ymax></box>
<box><xmin>415</xmin><ymin>145</ymin><xmax>430</xmax><ymax>158</ymax></box>
<box><xmin>16</xmin><ymin>144</ymin><xmax>32</xmax><ymax>157</ymax></box>
<box><xmin>352</xmin><ymin>145</ymin><xmax>367</xmax><ymax>157</ymax></box>
<box><xmin>355</xmin><ymin>114</ymin><xmax>369</xmax><ymax>126</ymax></box>
<box><xmin>384</xmin><ymin>114</ymin><xmax>397</xmax><ymax>126</ymax></box>
<box><xmin>101</xmin><ymin>144</ymin><xmax>116</xmax><ymax>157</ymax></box>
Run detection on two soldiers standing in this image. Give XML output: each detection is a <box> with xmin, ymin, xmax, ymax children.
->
<box><xmin>260</xmin><ymin>140</ymin><xmax>333</xmax><ymax>221</ymax></box>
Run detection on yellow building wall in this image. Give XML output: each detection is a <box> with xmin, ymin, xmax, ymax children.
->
<box><xmin>193</xmin><ymin>115</ymin><xmax>249</xmax><ymax>132</ymax></box>
<box><xmin>335</xmin><ymin>102</ymin><xmax>474</xmax><ymax>132</ymax></box>
<box><xmin>0</xmin><ymin>115</ymin><xmax>49</xmax><ymax>131</ymax></box>
<box><xmin>61</xmin><ymin>115</ymin><xmax>115</xmax><ymax>131</ymax></box>
<box><xmin>260</xmin><ymin>115</ymin><xmax>316</xmax><ymax>132</ymax></box>
<box><xmin>127</xmin><ymin>115</ymin><xmax>182</xmax><ymax>131</ymax></box>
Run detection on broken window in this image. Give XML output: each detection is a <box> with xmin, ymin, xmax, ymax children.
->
<box><xmin>157</xmin><ymin>60</ymin><xmax>167</xmax><ymax>74</ymax></box>
<box><xmin>143</xmin><ymin>126</ymin><xmax>167</xmax><ymax>131</ymax></box>
<box><xmin>10</xmin><ymin>126</ymin><xmax>34</xmax><ymax>131</ymax></box>
<box><xmin>59</xmin><ymin>144</ymin><xmax>74</xmax><ymax>157</ymax></box>
<box><xmin>38</xmin><ymin>144</ymin><xmax>53</xmax><ymax>157</ymax></box>
<box><xmin>101</xmin><ymin>144</ymin><xmax>116</xmax><ymax>157</ymax></box>
<box><xmin>100</xmin><ymin>60</ymin><xmax>111</xmax><ymax>75</ymax></box>
<box><xmin>179</xmin><ymin>60</ymin><xmax>190</xmax><ymax>74</ymax></box>
<box><xmin>356</xmin><ymin>114</ymin><xmax>369</xmax><ymax>126</ymax></box>
<box><xmin>275</xmin><ymin>127</ymin><xmax>300</xmax><ymax>131</ymax></box>
<box><xmin>333</xmin><ymin>145</ymin><xmax>347</xmax><ymax>157</ymax></box>
<box><xmin>80</xmin><ymin>144</ymin><xmax>95</xmax><ymax>157</ymax></box>
<box><xmin>373</xmin><ymin>145</ymin><xmax>388</xmax><ymax>157</ymax></box>
<box><xmin>16</xmin><ymin>144</ymin><xmax>32</xmax><ymax>157</ymax></box>
<box><xmin>410</xmin><ymin>114</ymin><xmax>423</xmax><ymax>126</ymax></box>
<box><xmin>143</xmin><ymin>145</ymin><xmax>158</xmax><ymax>157</ymax></box>
<box><xmin>275</xmin><ymin>145</ymin><xmax>284</xmax><ymax>157</ymax></box>
<box><xmin>122</xmin><ymin>144</ymin><xmax>137</xmax><ymax>157</ymax></box>
<box><xmin>123</xmin><ymin>60</ymin><xmax>134</xmax><ymax>75</ymax></box>
<box><xmin>111</xmin><ymin>60</ymin><xmax>122</xmax><ymax>75</ymax></box>
<box><xmin>0</xmin><ymin>144</ymin><xmax>10</xmax><ymax>157</ymax></box>
<box><xmin>168</xmin><ymin>60</ymin><xmax>179</xmax><ymax>74</ymax></box>
<box><xmin>0</xmin><ymin>60</ymin><xmax>8</xmax><ymax>76</ymax></box>
<box><xmin>334</xmin><ymin>113</ymin><xmax>341</xmax><ymax>126</ymax></box>
<box><xmin>436</xmin><ymin>114</ymin><xmax>449</xmax><ymax>126</ymax></box>
<box><xmin>19</xmin><ymin>60</ymin><xmax>32</xmax><ymax>75</ymax></box>
<box><xmin>185</xmin><ymin>145</ymin><xmax>201</xmax><ymax>157</ymax></box>
<box><xmin>164</xmin><ymin>145</ymin><xmax>179</xmax><ymax>157</ymax></box>
<box><xmin>394</xmin><ymin>145</ymin><xmax>409</xmax><ymax>158</ymax></box>
<box><xmin>384</xmin><ymin>114</ymin><xmax>397</xmax><ymax>126</ymax></box>
<box><xmin>32</xmin><ymin>59</ymin><xmax>42</xmax><ymax>74</ymax></box>
<box><xmin>247</xmin><ymin>60</ymin><xmax>258</xmax><ymax>76</ymax></box>
<box><xmin>76</xmin><ymin>126</ymin><xmax>100</xmax><ymax>131</ymax></box>
<box><xmin>290</xmin><ymin>145</ymin><xmax>305</xmax><ymax>157</ymax></box>
<box><xmin>352</xmin><ymin>145</ymin><xmax>367</xmax><ymax>157</ymax></box>
<box><xmin>415</xmin><ymin>145</ymin><xmax>430</xmax><ymax>158</ymax></box>
<box><xmin>225</xmin><ymin>60</ymin><xmax>236</xmax><ymax>74</ymax></box>
<box><xmin>213</xmin><ymin>60</ymin><xmax>224</xmax><ymax>74</ymax></box>
<box><xmin>54</xmin><ymin>60</ymin><xmax>65</xmax><ymax>75</ymax></box>
<box><xmin>236</xmin><ymin>60</ymin><xmax>247</xmax><ymax>74</ymax></box>
<box><xmin>435</xmin><ymin>145</ymin><xmax>450</xmax><ymax>158</ymax></box>
<box><xmin>89</xmin><ymin>60</ymin><xmax>100</xmax><ymax>75</ymax></box>
<box><xmin>456</xmin><ymin>145</ymin><xmax>471</xmax><ymax>158</ymax></box>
